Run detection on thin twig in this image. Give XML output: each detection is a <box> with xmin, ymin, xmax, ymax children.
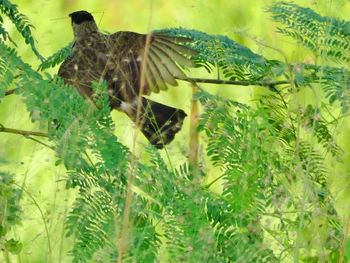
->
<box><xmin>0</xmin><ymin>123</ymin><xmax>53</xmax><ymax>150</ymax></box>
<box><xmin>205</xmin><ymin>174</ymin><xmax>226</xmax><ymax>189</ymax></box>
<box><xmin>117</xmin><ymin>4</ymin><xmax>153</xmax><ymax>262</ymax></box>
<box><xmin>14</xmin><ymin>183</ymin><xmax>53</xmax><ymax>262</ymax></box>
<box><xmin>189</xmin><ymin>83</ymin><xmax>200</xmax><ymax>173</ymax></box>
<box><xmin>3</xmin><ymin>78</ymin><xmax>288</xmax><ymax>99</ymax></box>
<box><xmin>24</xmin><ymin>136</ymin><xmax>55</xmax><ymax>150</ymax></box>
<box><xmin>176</xmin><ymin>76</ymin><xmax>290</xmax><ymax>87</ymax></box>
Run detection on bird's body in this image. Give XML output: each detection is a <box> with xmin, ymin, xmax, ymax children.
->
<box><xmin>58</xmin><ymin>11</ymin><xmax>195</xmax><ymax>148</ymax></box>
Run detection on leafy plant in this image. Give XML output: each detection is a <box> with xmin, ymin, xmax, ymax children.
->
<box><xmin>0</xmin><ymin>172</ymin><xmax>23</xmax><ymax>258</ymax></box>
<box><xmin>0</xmin><ymin>1</ymin><xmax>349</xmax><ymax>262</ymax></box>
<box><xmin>268</xmin><ymin>1</ymin><xmax>350</xmax><ymax>62</ymax></box>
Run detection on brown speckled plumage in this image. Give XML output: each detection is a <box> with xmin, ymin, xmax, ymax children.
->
<box><xmin>58</xmin><ymin>11</ymin><xmax>196</xmax><ymax>148</ymax></box>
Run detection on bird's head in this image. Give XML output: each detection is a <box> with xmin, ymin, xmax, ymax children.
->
<box><xmin>69</xmin><ymin>10</ymin><xmax>98</xmax><ymax>38</ymax></box>
<box><xmin>69</xmin><ymin>11</ymin><xmax>94</xmax><ymax>24</ymax></box>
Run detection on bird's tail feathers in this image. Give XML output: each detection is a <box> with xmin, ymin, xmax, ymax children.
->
<box><xmin>120</xmin><ymin>97</ymin><xmax>187</xmax><ymax>148</ymax></box>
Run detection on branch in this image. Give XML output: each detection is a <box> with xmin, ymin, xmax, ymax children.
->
<box><xmin>176</xmin><ymin>76</ymin><xmax>290</xmax><ymax>87</ymax></box>
<box><xmin>189</xmin><ymin>83</ymin><xmax>200</xmax><ymax>173</ymax></box>
<box><xmin>3</xmin><ymin>78</ymin><xmax>288</xmax><ymax>98</ymax></box>
<box><xmin>0</xmin><ymin>123</ymin><xmax>53</xmax><ymax>150</ymax></box>
<box><xmin>0</xmin><ymin>123</ymin><xmax>48</xmax><ymax>137</ymax></box>
<box><xmin>26</xmin><ymin>136</ymin><xmax>55</xmax><ymax>150</ymax></box>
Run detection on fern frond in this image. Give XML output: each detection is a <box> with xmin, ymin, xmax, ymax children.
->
<box><xmin>0</xmin><ymin>43</ymin><xmax>16</xmax><ymax>87</ymax></box>
<box><xmin>0</xmin><ymin>171</ymin><xmax>23</xmax><ymax>255</ymax></box>
<box><xmin>0</xmin><ymin>171</ymin><xmax>22</xmax><ymax>228</ymax></box>
<box><xmin>311</xmin><ymin>65</ymin><xmax>350</xmax><ymax>113</ymax></box>
<box><xmin>301</xmin><ymin>105</ymin><xmax>340</xmax><ymax>155</ymax></box>
<box><xmin>122</xmin><ymin>196</ymin><xmax>162</xmax><ymax>263</ymax></box>
<box><xmin>0</xmin><ymin>52</ymin><xmax>13</xmax><ymax>99</ymax></box>
<box><xmin>66</xmin><ymin>189</ymin><xmax>115</xmax><ymax>263</ymax></box>
<box><xmin>268</xmin><ymin>2</ymin><xmax>350</xmax><ymax>62</ymax></box>
<box><xmin>1</xmin><ymin>3</ymin><xmax>347</xmax><ymax>262</ymax></box>
<box><xmin>136</xmin><ymin>149</ymin><xmax>219</xmax><ymax>262</ymax></box>
<box><xmin>260</xmin><ymin>85</ymin><xmax>342</xmax><ymax>157</ymax></box>
<box><xmin>292</xmin><ymin>63</ymin><xmax>350</xmax><ymax>113</ymax></box>
<box><xmin>38</xmin><ymin>44</ymin><xmax>72</xmax><ymax>71</ymax></box>
<box><xmin>158</xmin><ymin>28</ymin><xmax>281</xmax><ymax>81</ymax></box>
<box><xmin>0</xmin><ymin>43</ymin><xmax>28</xmax><ymax>99</ymax></box>
<box><xmin>0</xmin><ymin>23</ymin><xmax>9</xmax><ymax>41</ymax></box>
<box><xmin>1</xmin><ymin>42</ymin><xmax>130</xmax><ymax>262</ymax></box>
<box><xmin>206</xmin><ymin>195</ymin><xmax>278</xmax><ymax>262</ymax></box>
<box><xmin>258</xmin><ymin>93</ymin><xmax>296</xmax><ymax>145</ymax></box>
<box><xmin>197</xmin><ymin>89</ymin><xmax>344</xmax><ymax>261</ymax></box>
<box><xmin>0</xmin><ymin>0</ymin><xmax>44</xmax><ymax>61</ymax></box>
<box><xmin>291</xmin><ymin>141</ymin><xmax>328</xmax><ymax>186</ymax></box>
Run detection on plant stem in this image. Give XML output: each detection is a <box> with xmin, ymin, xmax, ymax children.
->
<box><xmin>3</xmin><ymin>78</ymin><xmax>288</xmax><ymax>99</ymax></box>
<box><xmin>14</xmin><ymin>183</ymin><xmax>53</xmax><ymax>262</ymax></box>
<box><xmin>0</xmin><ymin>123</ymin><xmax>53</xmax><ymax>149</ymax></box>
<box><xmin>189</xmin><ymin>83</ymin><xmax>200</xmax><ymax>173</ymax></box>
<box><xmin>117</xmin><ymin>7</ymin><xmax>154</xmax><ymax>262</ymax></box>
<box><xmin>176</xmin><ymin>76</ymin><xmax>289</xmax><ymax>87</ymax></box>
<box><xmin>0</xmin><ymin>123</ymin><xmax>48</xmax><ymax>137</ymax></box>
<box><xmin>206</xmin><ymin>174</ymin><xmax>226</xmax><ymax>189</ymax></box>
<box><xmin>338</xmin><ymin>216</ymin><xmax>350</xmax><ymax>263</ymax></box>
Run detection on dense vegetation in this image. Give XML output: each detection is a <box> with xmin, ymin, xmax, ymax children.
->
<box><xmin>1</xmin><ymin>0</ymin><xmax>350</xmax><ymax>262</ymax></box>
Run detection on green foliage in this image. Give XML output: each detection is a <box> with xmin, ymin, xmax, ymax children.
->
<box><xmin>38</xmin><ymin>44</ymin><xmax>72</xmax><ymax>71</ymax></box>
<box><xmin>159</xmin><ymin>24</ymin><xmax>350</xmax><ymax>114</ymax></box>
<box><xmin>296</xmin><ymin>64</ymin><xmax>350</xmax><ymax>113</ymax></box>
<box><xmin>0</xmin><ymin>172</ymin><xmax>23</xmax><ymax>256</ymax></box>
<box><xmin>1</xmin><ymin>31</ymin><xmax>129</xmax><ymax>262</ymax></box>
<box><xmin>0</xmin><ymin>0</ymin><xmax>44</xmax><ymax>61</ymax></box>
<box><xmin>0</xmin><ymin>1</ymin><xmax>349</xmax><ymax>263</ymax></box>
<box><xmin>33</xmin><ymin>8</ymin><xmax>350</xmax><ymax>114</ymax></box>
<box><xmin>66</xmin><ymin>189</ymin><xmax>116</xmax><ymax>262</ymax></box>
<box><xmin>268</xmin><ymin>2</ymin><xmax>350</xmax><ymax>62</ymax></box>
<box><xmin>197</xmin><ymin>90</ymin><xmax>342</xmax><ymax>262</ymax></box>
<box><xmin>0</xmin><ymin>46</ymin><xmax>13</xmax><ymax>100</ymax></box>
<box><xmin>135</xmin><ymin>150</ymin><xmax>218</xmax><ymax>262</ymax></box>
<box><xmin>301</xmin><ymin>104</ymin><xmax>340</xmax><ymax>155</ymax></box>
<box><xmin>158</xmin><ymin>28</ymin><xmax>281</xmax><ymax>81</ymax></box>
<box><xmin>0</xmin><ymin>23</ymin><xmax>11</xmax><ymax>43</ymax></box>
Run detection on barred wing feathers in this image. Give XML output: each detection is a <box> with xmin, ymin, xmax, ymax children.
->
<box><xmin>108</xmin><ymin>32</ymin><xmax>196</xmax><ymax>95</ymax></box>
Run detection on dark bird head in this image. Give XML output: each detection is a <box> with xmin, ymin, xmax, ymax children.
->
<box><xmin>69</xmin><ymin>10</ymin><xmax>95</xmax><ymax>24</ymax></box>
<box><xmin>69</xmin><ymin>10</ymin><xmax>98</xmax><ymax>38</ymax></box>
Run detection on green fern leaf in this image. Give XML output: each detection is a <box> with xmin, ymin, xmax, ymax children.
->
<box><xmin>268</xmin><ymin>2</ymin><xmax>350</xmax><ymax>62</ymax></box>
<box><xmin>0</xmin><ymin>0</ymin><xmax>44</xmax><ymax>61</ymax></box>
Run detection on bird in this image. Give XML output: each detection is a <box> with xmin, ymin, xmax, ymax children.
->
<box><xmin>58</xmin><ymin>10</ymin><xmax>196</xmax><ymax>148</ymax></box>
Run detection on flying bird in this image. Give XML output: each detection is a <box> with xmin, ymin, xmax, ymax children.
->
<box><xmin>58</xmin><ymin>10</ymin><xmax>196</xmax><ymax>148</ymax></box>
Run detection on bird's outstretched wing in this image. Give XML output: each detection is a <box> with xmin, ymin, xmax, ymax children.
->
<box><xmin>107</xmin><ymin>31</ymin><xmax>197</xmax><ymax>96</ymax></box>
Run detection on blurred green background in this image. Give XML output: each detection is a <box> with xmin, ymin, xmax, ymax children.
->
<box><xmin>1</xmin><ymin>0</ymin><xmax>350</xmax><ymax>262</ymax></box>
